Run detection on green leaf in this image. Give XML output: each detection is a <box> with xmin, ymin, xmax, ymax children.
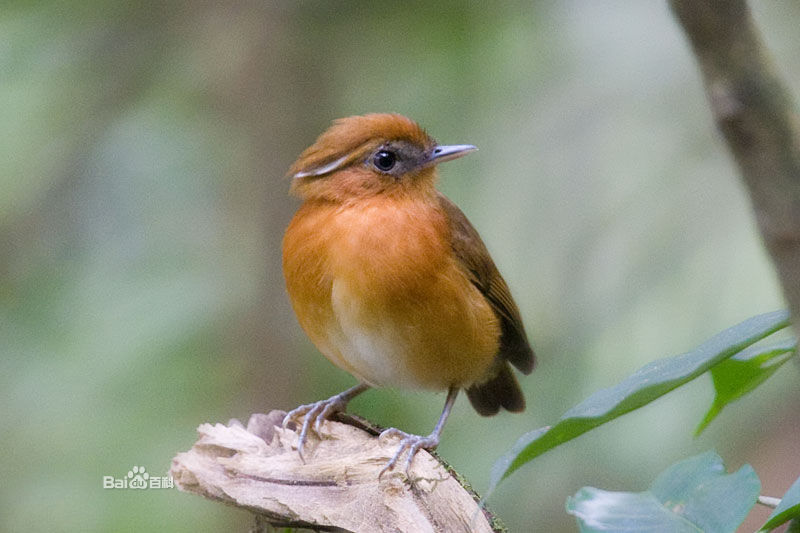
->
<box><xmin>488</xmin><ymin>310</ymin><xmax>789</xmax><ymax>491</ymax></box>
<box><xmin>566</xmin><ymin>451</ymin><xmax>761</xmax><ymax>533</ymax></box>
<box><xmin>762</xmin><ymin>474</ymin><xmax>800</xmax><ymax>531</ymax></box>
<box><xmin>696</xmin><ymin>339</ymin><xmax>796</xmax><ymax>435</ymax></box>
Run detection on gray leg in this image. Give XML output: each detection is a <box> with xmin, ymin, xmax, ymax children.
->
<box><xmin>283</xmin><ymin>383</ymin><xmax>370</xmax><ymax>461</ymax></box>
<box><xmin>379</xmin><ymin>386</ymin><xmax>459</xmax><ymax>478</ymax></box>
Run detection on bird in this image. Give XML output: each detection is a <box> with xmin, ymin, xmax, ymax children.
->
<box><xmin>281</xmin><ymin>113</ymin><xmax>535</xmax><ymax>476</ymax></box>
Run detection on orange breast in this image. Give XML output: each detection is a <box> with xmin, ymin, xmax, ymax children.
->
<box><xmin>282</xmin><ymin>196</ymin><xmax>500</xmax><ymax>390</ymax></box>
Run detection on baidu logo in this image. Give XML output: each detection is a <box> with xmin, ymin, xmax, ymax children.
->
<box><xmin>102</xmin><ymin>465</ymin><xmax>173</xmax><ymax>490</ymax></box>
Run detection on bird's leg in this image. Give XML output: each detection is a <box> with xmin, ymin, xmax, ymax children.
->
<box><xmin>379</xmin><ymin>387</ymin><xmax>459</xmax><ymax>478</ymax></box>
<box><xmin>283</xmin><ymin>383</ymin><xmax>370</xmax><ymax>462</ymax></box>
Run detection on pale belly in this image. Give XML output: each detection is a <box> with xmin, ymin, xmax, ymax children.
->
<box><xmin>322</xmin><ymin>267</ymin><xmax>500</xmax><ymax>390</ymax></box>
<box><xmin>328</xmin><ymin>278</ymin><xmax>426</xmax><ymax>388</ymax></box>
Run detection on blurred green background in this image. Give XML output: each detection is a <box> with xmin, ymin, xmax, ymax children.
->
<box><xmin>2</xmin><ymin>1</ymin><xmax>800</xmax><ymax>531</ymax></box>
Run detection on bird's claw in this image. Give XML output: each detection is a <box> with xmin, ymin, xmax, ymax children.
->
<box><xmin>282</xmin><ymin>394</ymin><xmax>349</xmax><ymax>462</ymax></box>
<box><xmin>378</xmin><ymin>428</ymin><xmax>439</xmax><ymax>479</ymax></box>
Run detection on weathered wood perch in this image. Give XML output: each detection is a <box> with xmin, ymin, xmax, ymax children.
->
<box><xmin>170</xmin><ymin>410</ymin><xmax>503</xmax><ymax>532</ymax></box>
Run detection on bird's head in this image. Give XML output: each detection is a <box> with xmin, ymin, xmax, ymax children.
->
<box><xmin>288</xmin><ymin>113</ymin><xmax>476</xmax><ymax>202</ymax></box>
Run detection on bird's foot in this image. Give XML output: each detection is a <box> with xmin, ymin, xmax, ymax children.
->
<box><xmin>282</xmin><ymin>393</ymin><xmax>351</xmax><ymax>462</ymax></box>
<box><xmin>378</xmin><ymin>428</ymin><xmax>440</xmax><ymax>478</ymax></box>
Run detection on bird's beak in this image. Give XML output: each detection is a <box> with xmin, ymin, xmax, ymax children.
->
<box><xmin>427</xmin><ymin>144</ymin><xmax>478</xmax><ymax>165</ymax></box>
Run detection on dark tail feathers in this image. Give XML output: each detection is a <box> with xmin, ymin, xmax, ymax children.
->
<box><xmin>466</xmin><ymin>363</ymin><xmax>525</xmax><ymax>416</ymax></box>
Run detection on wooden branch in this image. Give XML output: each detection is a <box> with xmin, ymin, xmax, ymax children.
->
<box><xmin>670</xmin><ymin>0</ymin><xmax>800</xmax><ymax>321</ymax></box>
<box><xmin>170</xmin><ymin>410</ymin><xmax>503</xmax><ymax>533</ymax></box>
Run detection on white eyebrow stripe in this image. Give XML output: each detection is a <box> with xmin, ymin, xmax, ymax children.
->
<box><xmin>292</xmin><ymin>155</ymin><xmax>350</xmax><ymax>178</ymax></box>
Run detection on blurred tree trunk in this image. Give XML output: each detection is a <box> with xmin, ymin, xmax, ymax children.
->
<box><xmin>670</xmin><ymin>0</ymin><xmax>800</xmax><ymax>325</ymax></box>
<box><xmin>182</xmin><ymin>2</ymin><xmax>338</xmax><ymax>407</ymax></box>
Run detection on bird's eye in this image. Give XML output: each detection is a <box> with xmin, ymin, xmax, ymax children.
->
<box><xmin>372</xmin><ymin>150</ymin><xmax>397</xmax><ymax>172</ymax></box>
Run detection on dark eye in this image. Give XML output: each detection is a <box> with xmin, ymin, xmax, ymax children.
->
<box><xmin>372</xmin><ymin>150</ymin><xmax>397</xmax><ymax>172</ymax></box>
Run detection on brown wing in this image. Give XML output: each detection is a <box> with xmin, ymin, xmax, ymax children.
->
<box><xmin>437</xmin><ymin>192</ymin><xmax>535</xmax><ymax>415</ymax></box>
<box><xmin>438</xmin><ymin>192</ymin><xmax>535</xmax><ymax>373</ymax></box>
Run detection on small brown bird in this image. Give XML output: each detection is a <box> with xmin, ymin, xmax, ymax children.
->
<box><xmin>282</xmin><ymin>113</ymin><xmax>534</xmax><ymax>475</ymax></box>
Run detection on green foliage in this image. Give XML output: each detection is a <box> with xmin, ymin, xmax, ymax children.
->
<box><xmin>696</xmin><ymin>339</ymin><xmax>796</xmax><ymax>435</ymax></box>
<box><xmin>483</xmin><ymin>310</ymin><xmax>798</xmax><ymax>531</ymax></box>
<box><xmin>762</xmin><ymin>475</ymin><xmax>800</xmax><ymax>531</ymax></box>
<box><xmin>489</xmin><ymin>310</ymin><xmax>790</xmax><ymax>491</ymax></box>
<box><xmin>566</xmin><ymin>451</ymin><xmax>761</xmax><ymax>533</ymax></box>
